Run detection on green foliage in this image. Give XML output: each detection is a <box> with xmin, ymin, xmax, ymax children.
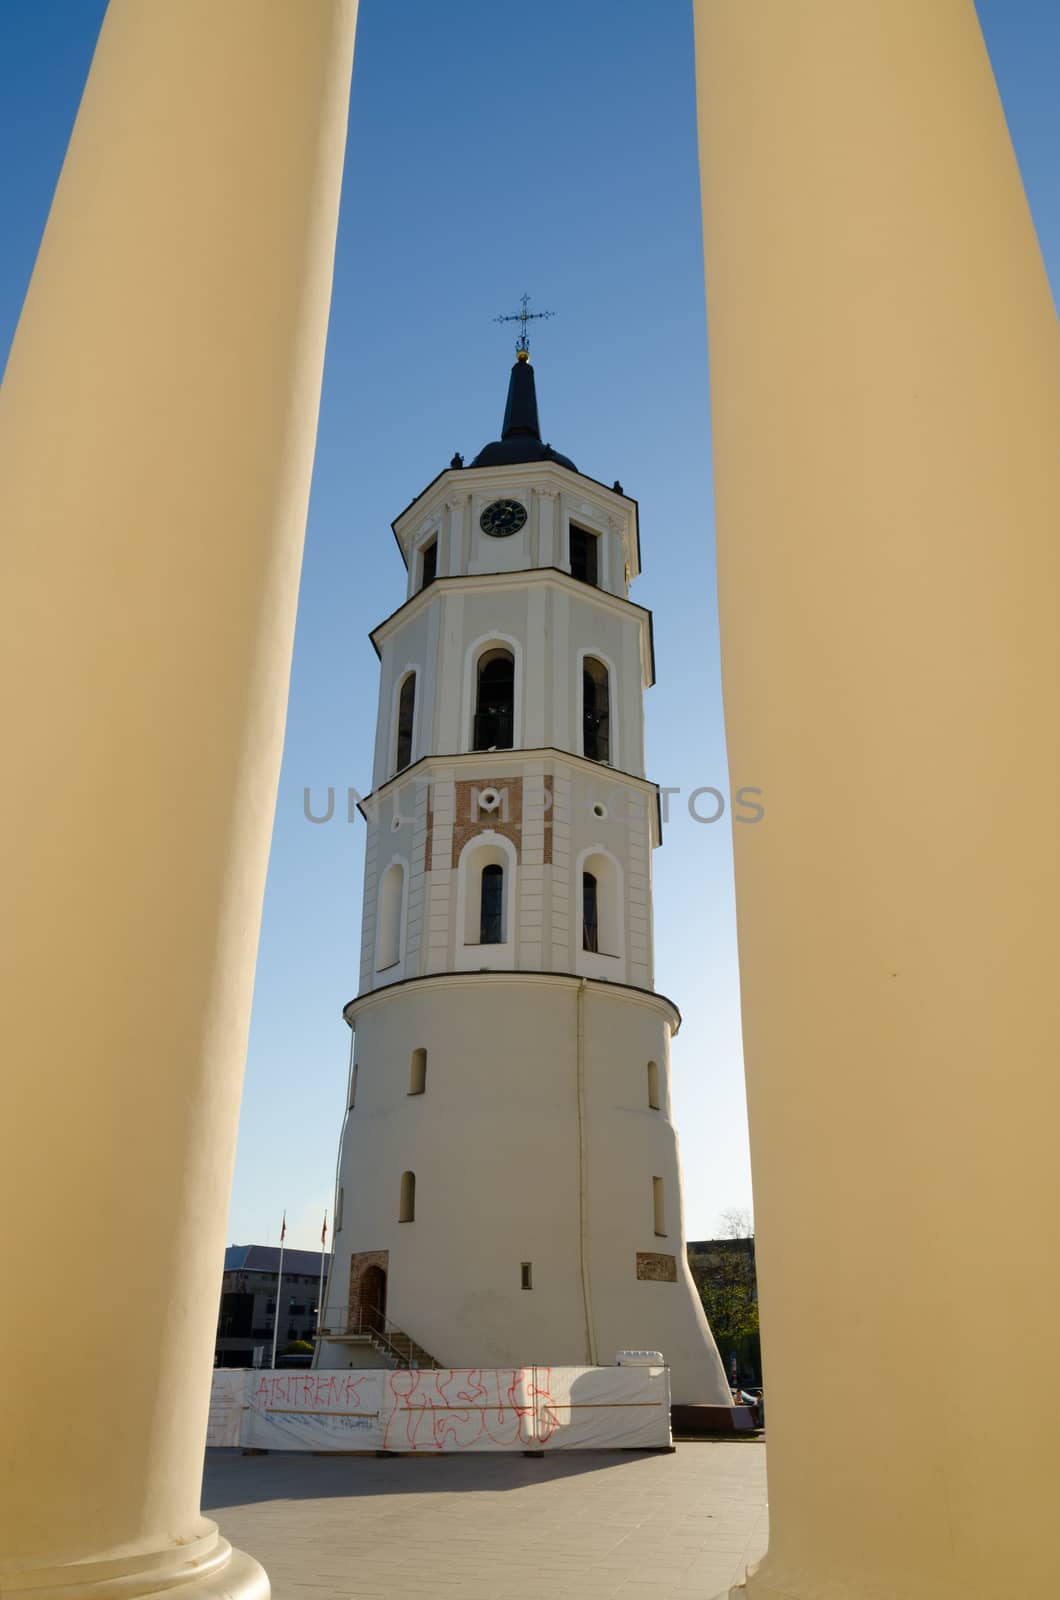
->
<box><xmin>690</xmin><ymin>1212</ymin><xmax>761</xmax><ymax>1383</ymax></box>
<box><xmin>283</xmin><ymin>1339</ymin><xmax>315</xmax><ymax>1354</ymax></box>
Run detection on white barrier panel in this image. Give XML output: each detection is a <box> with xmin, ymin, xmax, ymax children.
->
<box><xmin>537</xmin><ymin>1366</ymin><xmax>671</xmax><ymax>1450</ymax></box>
<box><xmin>208</xmin><ymin>1365</ymin><xmax>671</xmax><ymax>1453</ymax></box>
<box><xmin>245</xmin><ymin>1370</ymin><xmax>385</xmax><ymax>1450</ymax></box>
<box><xmin>378</xmin><ymin>1365</ymin><xmax>671</xmax><ymax>1453</ymax></box>
<box><xmin>379</xmin><ymin>1367</ymin><xmax>537</xmax><ymax>1453</ymax></box>
<box><xmin>206</xmin><ymin>1369</ymin><xmax>246</xmax><ymax>1446</ymax></box>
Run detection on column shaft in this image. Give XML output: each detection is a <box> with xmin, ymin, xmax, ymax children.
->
<box><xmin>693</xmin><ymin>2</ymin><xmax>1060</xmax><ymax>1596</ymax></box>
<box><xmin>0</xmin><ymin>2</ymin><xmax>357</xmax><ymax>1593</ymax></box>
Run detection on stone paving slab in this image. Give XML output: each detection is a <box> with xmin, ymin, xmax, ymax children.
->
<box><xmin>202</xmin><ymin>1441</ymin><xmax>768</xmax><ymax>1600</ymax></box>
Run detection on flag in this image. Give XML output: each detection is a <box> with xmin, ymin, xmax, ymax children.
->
<box><xmin>280</xmin><ymin>1211</ymin><xmax>286</xmax><ymax>1244</ymax></box>
<box><xmin>321</xmin><ymin>1211</ymin><xmax>328</xmax><ymax>1246</ymax></box>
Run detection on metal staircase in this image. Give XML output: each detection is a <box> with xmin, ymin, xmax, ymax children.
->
<box><xmin>317</xmin><ymin>1307</ymin><xmax>440</xmax><ymax>1370</ymax></box>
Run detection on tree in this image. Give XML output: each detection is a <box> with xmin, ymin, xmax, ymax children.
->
<box><xmin>689</xmin><ymin>1209</ymin><xmax>761</xmax><ymax>1386</ymax></box>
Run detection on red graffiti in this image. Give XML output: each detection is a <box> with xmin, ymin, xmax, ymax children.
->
<box><xmin>251</xmin><ymin>1372</ymin><xmax>372</xmax><ymax>1413</ymax></box>
<box><xmin>382</xmin><ymin>1367</ymin><xmax>559</xmax><ymax>1451</ymax></box>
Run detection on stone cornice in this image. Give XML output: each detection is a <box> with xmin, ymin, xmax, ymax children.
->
<box><xmin>343</xmin><ymin>969</ymin><xmax>681</xmax><ymax>1034</ymax></box>
<box><xmin>390</xmin><ymin>461</ymin><xmax>641</xmax><ymax>579</ymax></box>
<box><xmin>359</xmin><ymin>744</ymin><xmax>664</xmax><ymax>848</ymax></box>
<box><xmin>369</xmin><ymin>566</ymin><xmax>656</xmax><ymax>690</ymax></box>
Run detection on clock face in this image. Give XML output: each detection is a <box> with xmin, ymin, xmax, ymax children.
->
<box><xmin>479</xmin><ymin>498</ymin><xmax>527</xmax><ymax>539</ymax></box>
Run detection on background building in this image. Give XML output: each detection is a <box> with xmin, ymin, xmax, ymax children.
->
<box><xmin>215</xmin><ymin>1245</ymin><xmax>331</xmax><ymax>1369</ymax></box>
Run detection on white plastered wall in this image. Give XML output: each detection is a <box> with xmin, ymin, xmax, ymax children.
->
<box><xmin>373</xmin><ymin>579</ymin><xmax>647</xmax><ymax>781</ymax></box>
<box><xmin>359</xmin><ymin>759</ymin><xmax>656</xmax><ymax>990</ymax></box>
<box><xmin>322</xmin><ymin>976</ymin><xmax>730</xmax><ymax>1405</ymax></box>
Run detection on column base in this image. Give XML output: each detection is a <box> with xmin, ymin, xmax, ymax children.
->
<box><xmin>731</xmin><ymin>1557</ymin><xmax>818</xmax><ymax>1600</ymax></box>
<box><xmin>2</xmin><ymin>1532</ymin><xmax>269</xmax><ymax>1600</ymax></box>
<box><xmin>729</xmin><ymin>1556</ymin><xmax>770</xmax><ymax>1597</ymax></box>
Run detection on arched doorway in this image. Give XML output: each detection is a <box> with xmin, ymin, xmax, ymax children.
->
<box><xmin>360</xmin><ymin>1263</ymin><xmax>387</xmax><ymax>1332</ymax></box>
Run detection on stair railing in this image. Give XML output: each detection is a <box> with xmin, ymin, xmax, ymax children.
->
<box><xmin>315</xmin><ymin>1302</ymin><xmax>437</xmax><ymax>1368</ymax></box>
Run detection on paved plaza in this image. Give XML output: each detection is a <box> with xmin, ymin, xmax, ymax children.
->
<box><xmin>202</xmin><ymin>1440</ymin><xmax>768</xmax><ymax>1600</ymax></box>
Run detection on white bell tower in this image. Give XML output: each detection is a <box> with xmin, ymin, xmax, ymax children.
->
<box><xmin>318</xmin><ymin>347</ymin><xmax>731</xmax><ymax>1405</ymax></box>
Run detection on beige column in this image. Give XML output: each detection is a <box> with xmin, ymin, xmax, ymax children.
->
<box><xmin>0</xmin><ymin>4</ymin><xmax>356</xmax><ymax>1597</ymax></box>
<box><xmin>693</xmin><ymin>3</ymin><xmax>1060</xmax><ymax>1598</ymax></box>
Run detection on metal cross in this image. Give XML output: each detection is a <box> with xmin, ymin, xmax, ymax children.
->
<box><xmin>494</xmin><ymin>292</ymin><xmax>554</xmax><ymax>356</ymax></box>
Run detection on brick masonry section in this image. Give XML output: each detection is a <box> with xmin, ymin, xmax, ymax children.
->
<box><xmin>542</xmin><ymin>773</ymin><xmax>554</xmax><ymax>864</ymax></box>
<box><xmin>347</xmin><ymin>1249</ymin><xmax>390</xmax><ymax>1328</ymax></box>
<box><xmin>450</xmin><ymin>775</ymin><xmax>523</xmax><ymax>865</ymax></box>
<box><xmin>424</xmin><ymin>773</ymin><xmax>555</xmax><ymax>877</ymax></box>
<box><xmin>636</xmin><ymin>1251</ymin><xmax>678</xmax><ymax>1282</ymax></box>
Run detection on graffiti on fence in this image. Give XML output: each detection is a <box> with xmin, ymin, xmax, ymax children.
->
<box><xmin>382</xmin><ymin>1367</ymin><xmax>559</xmax><ymax>1452</ymax></box>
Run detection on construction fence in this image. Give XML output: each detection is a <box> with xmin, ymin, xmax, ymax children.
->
<box><xmin>207</xmin><ymin>1363</ymin><xmax>671</xmax><ymax>1453</ymax></box>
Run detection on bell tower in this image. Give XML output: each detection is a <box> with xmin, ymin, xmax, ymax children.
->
<box><xmin>318</xmin><ymin>349</ymin><xmax>731</xmax><ymax>1405</ymax></box>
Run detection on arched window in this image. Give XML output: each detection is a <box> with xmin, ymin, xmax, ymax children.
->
<box><xmin>569</xmin><ymin>523</ymin><xmax>599</xmax><ymax>586</ymax></box>
<box><xmin>474</xmin><ymin>648</ymin><xmax>515</xmax><ymax>750</ymax></box>
<box><xmin>583</xmin><ymin>656</ymin><xmax>610</xmax><ymax>763</ymax></box>
<box><xmin>578</xmin><ymin>850</ymin><xmax>622</xmax><ymax>961</ymax></box>
<box><xmin>457</xmin><ymin>835</ymin><xmax>516</xmax><ymax>968</ymax></box>
<box><xmin>376</xmin><ymin>862</ymin><xmax>404</xmax><ymax>971</ymax></box>
<box><xmin>395</xmin><ymin>672</ymin><xmax>416</xmax><ymax>772</ymax></box>
<box><xmin>409</xmin><ymin>1047</ymin><xmax>427</xmax><ymax>1096</ymax></box>
<box><xmin>647</xmin><ymin>1060</ymin><xmax>660</xmax><ymax>1110</ymax></box>
<box><xmin>419</xmin><ymin>537</ymin><xmax>437</xmax><ymax>590</ymax></box>
<box><xmin>480</xmin><ymin>863</ymin><xmax>504</xmax><ymax>944</ymax></box>
<box><xmin>583</xmin><ymin>871</ymin><xmax>599</xmax><ymax>953</ymax></box>
<box><xmin>399</xmin><ymin>1170</ymin><xmax>416</xmax><ymax>1223</ymax></box>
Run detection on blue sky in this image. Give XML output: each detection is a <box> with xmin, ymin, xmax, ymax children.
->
<box><xmin>3</xmin><ymin>2</ymin><xmax>1057</xmax><ymax>1251</ymax></box>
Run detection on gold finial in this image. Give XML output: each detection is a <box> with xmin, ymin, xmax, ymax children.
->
<box><xmin>517</xmin><ymin>349</ymin><xmax>529</xmax><ymax>363</ymax></box>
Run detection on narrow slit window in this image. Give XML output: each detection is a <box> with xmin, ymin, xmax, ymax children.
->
<box><xmin>349</xmin><ymin>1063</ymin><xmax>358</xmax><ymax>1109</ymax></box>
<box><xmin>395</xmin><ymin>672</ymin><xmax>416</xmax><ymax>772</ymax></box>
<box><xmin>569</xmin><ymin>523</ymin><xmax>599</xmax><ymax>586</ymax></box>
<box><xmin>582</xmin><ymin>656</ymin><xmax>610</xmax><ymax>763</ymax></box>
<box><xmin>399</xmin><ymin>1170</ymin><xmax>416</xmax><ymax>1223</ymax></box>
<box><xmin>409</xmin><ymin>1047</ymin><xmax>427</xmax><ymax>1095</ymax></box>
<box><xmin>335</xmin><ymin>1186</ymin><xmax>344</xmax><ymax>1231</ymax></box>
<box><xmin>480</xmin><ymin>862</ymin><xmax>504</xmax><ymax>944</ymax></box>
<box><xmin>647</xmin><ymin>1060</ymin><xmax>660</xmax><ymax>1110</ymax></box>
<box><xmin>582</xmin><ymin>871</ymin><xmax>599</xmax><ymax>953</ymax></box>
<box><xmin>420</xmin><ymin>537</ymin><xmax>437</xmax><ymax>589</ymax></box>
<box><xmin>652</xmin><ymin>1175</ymin><xmax>666</xmax><ymax>1236</ymax></box>
<box><xmin>376</xmin><ymin>863</ymin><xmax>404</xmax><ymax>970</ymax></box>
<box><xmin>520</xmin><ymin>1262</ymin><xmax>533</xmax><ymax>1291</ymax></box>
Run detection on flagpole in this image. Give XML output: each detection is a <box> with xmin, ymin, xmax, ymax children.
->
<box><xmin>269</xmin><ymin>1210</ymin><xmax>286</xmax><ymax>1371</ymax></box>
<box><xmin>317</xmin><ymin>1211</ymin><xmax>328</xmax><ymax>1336</ymax></box>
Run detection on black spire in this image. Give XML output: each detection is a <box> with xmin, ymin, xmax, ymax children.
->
<box><xmin>500</xmin><ymin>354</ymin><xmax>541</xmax><ymax>440</ymax></box>
<box><xmin>470</xmin><ymin>353</ymin><xmax>577</xmax><ymax>472</ymax></box>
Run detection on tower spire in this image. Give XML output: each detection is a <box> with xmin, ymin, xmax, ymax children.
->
<box><xmin>500</xmin><ymin>355</ymin><xmax>541</xmax><ymax>442</ymax></box>
<box><xmin>470</xmin><ymin>339</ymin><xmax>577</xmax><ymax>472</ymax></box>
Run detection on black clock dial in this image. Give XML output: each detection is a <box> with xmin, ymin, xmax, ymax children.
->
<box><xmin>479</xmin><ymin>498</ymin><xmax>527</xmax><ymax>538</ymax></box>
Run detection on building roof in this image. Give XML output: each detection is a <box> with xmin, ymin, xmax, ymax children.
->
<box><xmin>470</xmin><ymin>353</ymin><xmax>578</xmax><ymax>471</ymax></box>
<box><xmin>224</xmin><ymin>1244</ymin><xmax>329</xmax><ymax>1275</ymax></box>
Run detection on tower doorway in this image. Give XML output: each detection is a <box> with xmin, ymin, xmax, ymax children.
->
<box><xmin>360</xmin><ymin>1263</ymin><xmax>387</xmax><ymax>1332</ymax></box>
